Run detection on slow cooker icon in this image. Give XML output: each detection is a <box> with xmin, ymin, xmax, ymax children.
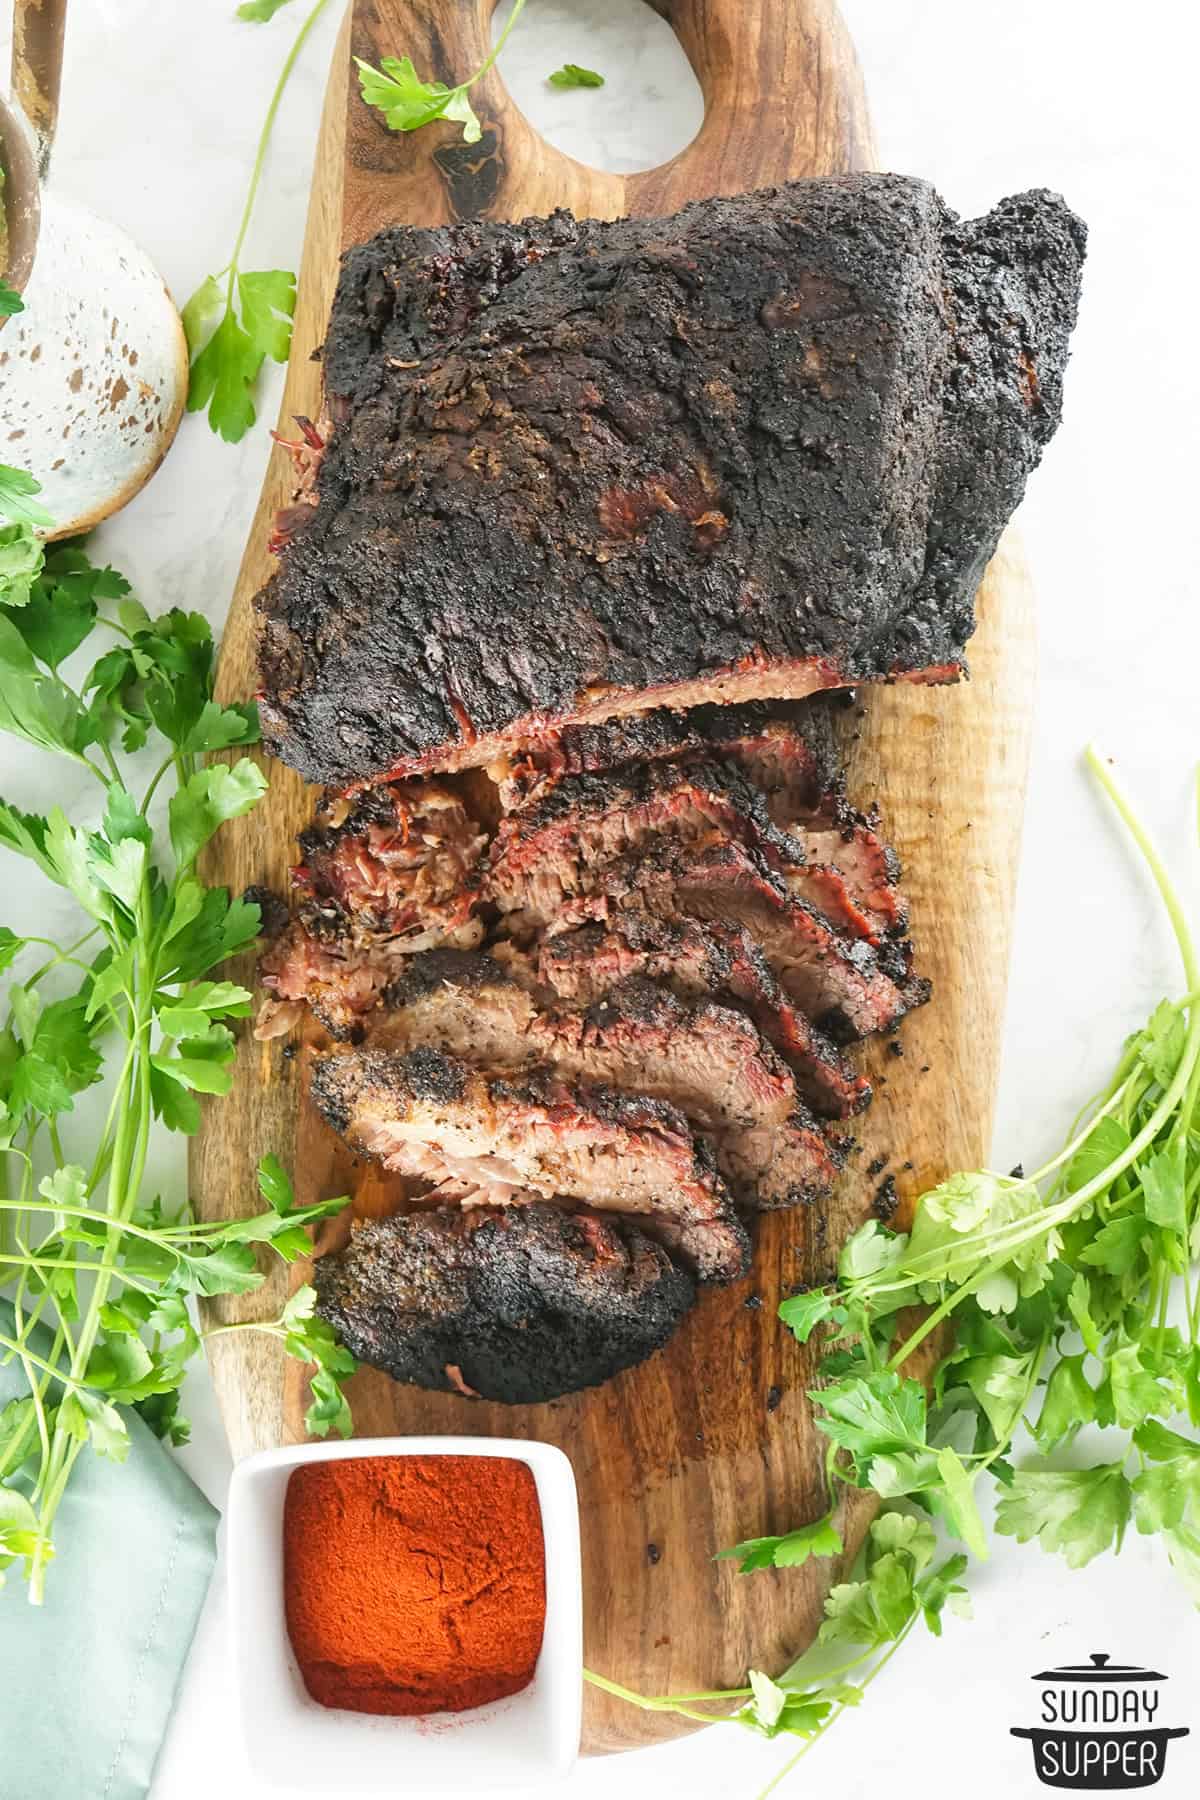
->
<box><xmin>1011</xmin><ymin>1652</ymin><xmax>1189</xmax><ymax>1790</ymax></box>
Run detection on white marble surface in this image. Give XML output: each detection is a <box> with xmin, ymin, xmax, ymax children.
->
<box><xmin>3</xmin><ymin>0</ymin><xmax>1200</xmax><ymax>1794</ymax></box>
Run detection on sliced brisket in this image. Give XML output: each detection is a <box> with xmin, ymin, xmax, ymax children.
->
<box><xmin>487</xmin><ymin>756</ymin><xmax>905</xmax><ymax>946</ymax></box>
<box><xmin>494</xmin><ymin>700</ymin><xmax>906</xmax><ymax>941</ymax></box>
<box><xmin>539</xmin><ymin>836</ymin><xmax>926</xmax><ymax>1042</ymax></box>
<box><xmin>310</xmin><ymin>1046</ymin><xmax>749</xmax><ymax>1281</ymax></box>
<box><xmin>256</xmin><ymin>780</ymin><xmax>485</xmax><ymax>1038</ymax></box>
<box><xmin>511</xmin><ymin>913</ymin><xmax>872</xmax><ymax>1120</ymax></box>
<box><xmin>258</xmin><ymin>178</ymin><xmax>1084</xmax><ymax>788</ymax></box>
<box><xmin>294</xmin><ymin>780</ymin><xmax>485</xmax><ymax>941</ymax></box>
<box><xmin>382</xmin><ymin>950</ymin><xmax>844</xmax><ymax>1208</ymax></box>
<box><xmin>315</xmin><ymin>1203</ymin><xmax>694</xmax><ymax>1404</ymax></box>
<box><xmin>490</xmin><ymin>698</ymin><xmax>841</xmax><ymax>814</ymax></box>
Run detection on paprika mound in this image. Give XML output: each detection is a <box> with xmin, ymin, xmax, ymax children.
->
<box><xmin>283</xmin><ymin>1454</ymin><xmax>547</xmax><ymax>1717</ymax></box>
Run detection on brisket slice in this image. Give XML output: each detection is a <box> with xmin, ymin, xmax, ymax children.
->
<box><xmin>310</xmin><ymin>1046</ymin><xmax>748</xmax><ymax>1281</ymax></box>
<box><xmin>315</xmin><ymin>1203</ymin><xmax>694</xmax><ymax>1404</ymax></box>
<box><xmin>383</xmin><ymin>951</ymin><xmax>844</xmax><ymax>1208</ymax></box>
<box><xmin>488</xmin><ymin>756</ymin><xmax>904</xmax><ymax>947</ymax></box>
<box><xmin>493</xmin><ymin>701</ymin><xmax>905</xmax><ymax>940</ymax></box>
<box><xmin>508</xmin><ymin>913</ymin><xmax>872</xmax><ymax>1120</ymax></box>
<box><xmin>257</xmin><ymin>177</ymin><xmax>1085</xmax><ymax>788</ymax></box>
<box><xmin>539</xmin><ymin>837</ymin><xmax>928</xmax><ymax>1043</ymax></box>
<box><xmin>490</xmin><ymin>698</ymin><xmax>841</xmax><ymax>814</ymax></box>
<box><xmin>256</xmin><ymin>780</ymin><xmax>485</xmax><ymax>1038</ymax></box>
<box><xmin>293</xmin><ymin>780</ymin><xmax>485</xmax><ymax>941</ymax></box>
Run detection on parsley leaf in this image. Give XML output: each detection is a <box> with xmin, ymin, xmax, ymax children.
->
<box><xmin>1034</xmin><ymin>1355</ymin><xmax>1096</xmax><ymax>1449</ymax></box>
<box><xmin>58</xmin><ymin>1389</ymin><xmax>129</xmax><ymax>1464</ymax></box>
<box><xmin>1141</xmin><ymin>1137</ymin><xmax>1187</xmax><ymax>1232</ymax></box>
<box><xmin>819</xmin><ymin>1514</ymin><xmax>934</xmax><ymax>1648</ymax></box>
<box><xmin>236</xmin><ymin>0</ymin><xmax>297</xmax><ymax>16</ymax></box>
<box><xmin>0</xmin><ymin>464</ymin><xmax>53</xmax><ymax>528</ymax></box>
<box><xmin>1138</xmin><ymin>999</ymin><xmax>1187</xmax><ymax>1087</ymax></box>
<box><xmin>355</xmin><ymin>0</ymin><xmax>527</xmax><ymax>147</ymax></box>
<box><xmin>810</xmin><ymin>1370</ymin><xmax>928</xmax><ymax>1488</ymax></box>
<box><xmin>354</xmin><ymin>56</ymin><xmax>471</xmax><ymax>137</ymax></box>
<box><xmin>548</xmin><ymin>63</ymin><xmax>605</xmax><ymax>88</ymax></box>
<box><xmin>1107</xmin><ymin>1339</ymin><xmax>1179</xmax><ymax>1429</ymax></box>
<box><xmin>0</xmin><ymin>281</ymin><xmax>23</xmax><ymax>317</ymax></box>
<box><xmin>0</xmin><ymin>618</ymin><xmax>86</xmax><ymax>760</ymax></box>
<box><xmin>7</xmin><ymin>544</ymin><xmax>129</xmax><ymax>672</ymax></box>
<box><xmin>0</xmin><ymin>522</ymin><xmax>45</xmax><ymax>609</ymax></box>
<box><xmin>718</xmin><ymin>1513</ymin><xmax>843</xmax><ymax>1574</ymax></box>
<box><xmin>159</xmin><ymin>883</ymin><xmax>261</xmax><ymax>982</ymax></box>
<box><xmin>995</xmin><ymin>1464</ymin><xmax>1132</xmax><ymax>1567</ymax></box>
<box><xmin>168</xmin><ymin>759</ymin><xmax>268</xmax><ymax>868</ymax></box>
<box><xmin>155</xmin><ymin>978</ymin><xmax>253</xmax><ymax>1039</ymax></box>
<box><xmin>8</xmin><ymin>995</ymin><xmax>102</xmax><ymax>1120</ymax></box>
<box><xmin>778</xmin><ymin>1288</ymin><xmax>845</xmax><ymax>1342</ymax></box>
<box><xmin>185</xmin><ymin>273</ymin><xmax>297</xmax><ymax>443</ymax></box>
<box><xmin>0</xmin><ymin>798</ymin><xmax>54</xmax><ymax>876</ymax></box>
<box><xmin>279</xmin><ymin>1286</ymin><xmax>357</xmax><ymax>1438</ymax></box>
<box><xmin>152</xmin><ymin>1022</ymin><xmax>238</xmax><ymax>1097</ymax></box>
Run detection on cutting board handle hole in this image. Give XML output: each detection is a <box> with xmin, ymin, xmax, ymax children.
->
<box><xmin>488</xmin><ymin>0</ymin><xmax>703</xmax><ymax>175</ymax></box>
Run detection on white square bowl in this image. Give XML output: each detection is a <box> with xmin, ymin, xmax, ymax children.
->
<box><xmin>225</xmin><ymin>1436</ymin><xmax>582</xmax><ymax>1792</ymax></box>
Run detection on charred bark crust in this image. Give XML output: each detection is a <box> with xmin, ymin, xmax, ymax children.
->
<box><xmin>315</xmin><ymin>1204</ymin><xmax>696</xmax><ymax>1405</ymax></box>
<box><xmin>256</xmin><ymin>175</ymin><xmax>1084</xmax><ymax>789</ymax></box>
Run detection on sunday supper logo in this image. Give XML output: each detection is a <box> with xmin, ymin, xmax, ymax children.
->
<box><xmin>1011</xmin><ymin>1653</ymin><xmax>1189</xmax><ymax>1790</ymax></box>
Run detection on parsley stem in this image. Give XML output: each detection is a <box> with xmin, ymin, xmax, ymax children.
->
<box><xmin>0</xmin><ymin>1251</ymin><xmax>157</xmax><ymax>1294</ymax></box>
<box><xmin>0</xmin><ymin>1196</ymin><xmax>248</xmax><ymax>1256</ymax></box>
<box><xmin>1085</xmin><ymin>746</ymin><xmax>1200</xmax><ymax>995</ymax></box>
<box><xmin>226</xmin><ymin>0</ymin><xmax>332</xmax><ymax>302</ymax></box>
<box><xmin>201</xmin><ymin>1317</ymin><xmax>286</xmax><ymax>1342</ymax></box>
<box><xmin>0</xmin><ymin>1331</ymin><xmax>86</xmax><ymax>1391</ymax></box>
<box><xmin>140</xmin><ymin>752</ymin><xmax>177</xmax><ymax>815</ymax></box>
<box><xmin>473</xmin><ymin>0</ymin><xmax>529</xmax><ymax>91</ymax></box>
<box><xmin>756</xmin><ymin>1619</ymin><xmax>916</xmax><ymax>1800</ymax></box>
<box><xmin>93</xmin><ymin>612</ymin><xmax>135</xmax><ymax>641</ymax></box>
<box><xmin>581</xmin><ymin>1669</ymin><xmax>736</xmax><ymax>1725</ymax></box>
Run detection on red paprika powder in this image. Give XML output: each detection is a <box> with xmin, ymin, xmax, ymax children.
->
<box><xmin>283</xmin><ymin>1454</ymin><xmax>547</xmax><ymax>1717</ymax></box>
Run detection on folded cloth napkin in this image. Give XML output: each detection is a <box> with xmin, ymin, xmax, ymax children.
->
<box><xmin>0</xmin><ymin>1302</ymin><xmax>217</xmax><ymax>1800</ymax></box>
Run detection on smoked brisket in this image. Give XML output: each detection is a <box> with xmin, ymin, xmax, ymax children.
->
<box><xmin>314</xmin><ymin>1203</ymin><xmax>695</xmax><ymax>1404</ymax></box>
<box><xmin>381</xmin><ymin>950</ymin><xmax>845</xmax><ymax>1208</ymax></box>
<box><xmin>514</xmin><ymin>913</ymin><xmax>873</xmax><ymax>1120</ymax></box>
<box><xmin>486</xmin><ymin>755</ymin><xmax>905</xmax><ymax>945</ymax></box>
<box><xmin>257</xmin><ymin>177</ymin><xmax>1085</xmax><ymax>788</ymax></box>
<box><xmin>310</xmin><ymin>1045</ymin><xmax>749</xmax><ymax>1281</ymax></box>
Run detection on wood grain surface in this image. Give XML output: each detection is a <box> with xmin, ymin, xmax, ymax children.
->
<box><xmin>193</xmin><ymin>0</ymin><xmax>1036</xmax><ymax>1754</ymax></box>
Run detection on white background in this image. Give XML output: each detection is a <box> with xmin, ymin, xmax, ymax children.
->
<box><xmin>3</xmin><ymin>0</ymin><xmax>1200</xmax><ymax>1795</ymax></box>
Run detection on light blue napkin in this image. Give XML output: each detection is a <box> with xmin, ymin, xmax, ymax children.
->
<box><xmin>0</xmin><ymin>1302</ymin><xmax>217</xmax><ymax>1800</ymax></box>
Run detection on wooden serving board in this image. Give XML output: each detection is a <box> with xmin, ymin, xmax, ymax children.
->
<box><xmin>194</xmin><ymin>0</ymin><xmax>1036</xmax><ymax>1755</ymax></box>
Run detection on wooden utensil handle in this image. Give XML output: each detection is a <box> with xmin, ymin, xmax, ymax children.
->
<box><xmin>11</xmin><ymin>0</ymin><xmax>67</xmax><ymax>174</ymax></box>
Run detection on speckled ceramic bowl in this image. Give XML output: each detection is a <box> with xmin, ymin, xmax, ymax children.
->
<box><xmin>0</xmin><ymin>75</ymin><xmax>187</xmax><ymax>536</ymax></box>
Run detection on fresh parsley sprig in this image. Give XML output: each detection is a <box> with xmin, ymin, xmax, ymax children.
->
<box><xmin>0</xmin><ymin>487</ymin><xmax>354</xmax><ymax>1600</ymax></box>
<box><xmin>587</xmin><ymin>1511</ymin><xmax>968</xmax><ymax>1797</ymax></box>
<box><xmin>355</xmin><ymin>0</ymin><xmax>528</xmax><ymax>146</ymax></box>
<box><xmin>183</xmin><ymin>0</ymin><xmax>331</xmax><ymax>441</ymax></box>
